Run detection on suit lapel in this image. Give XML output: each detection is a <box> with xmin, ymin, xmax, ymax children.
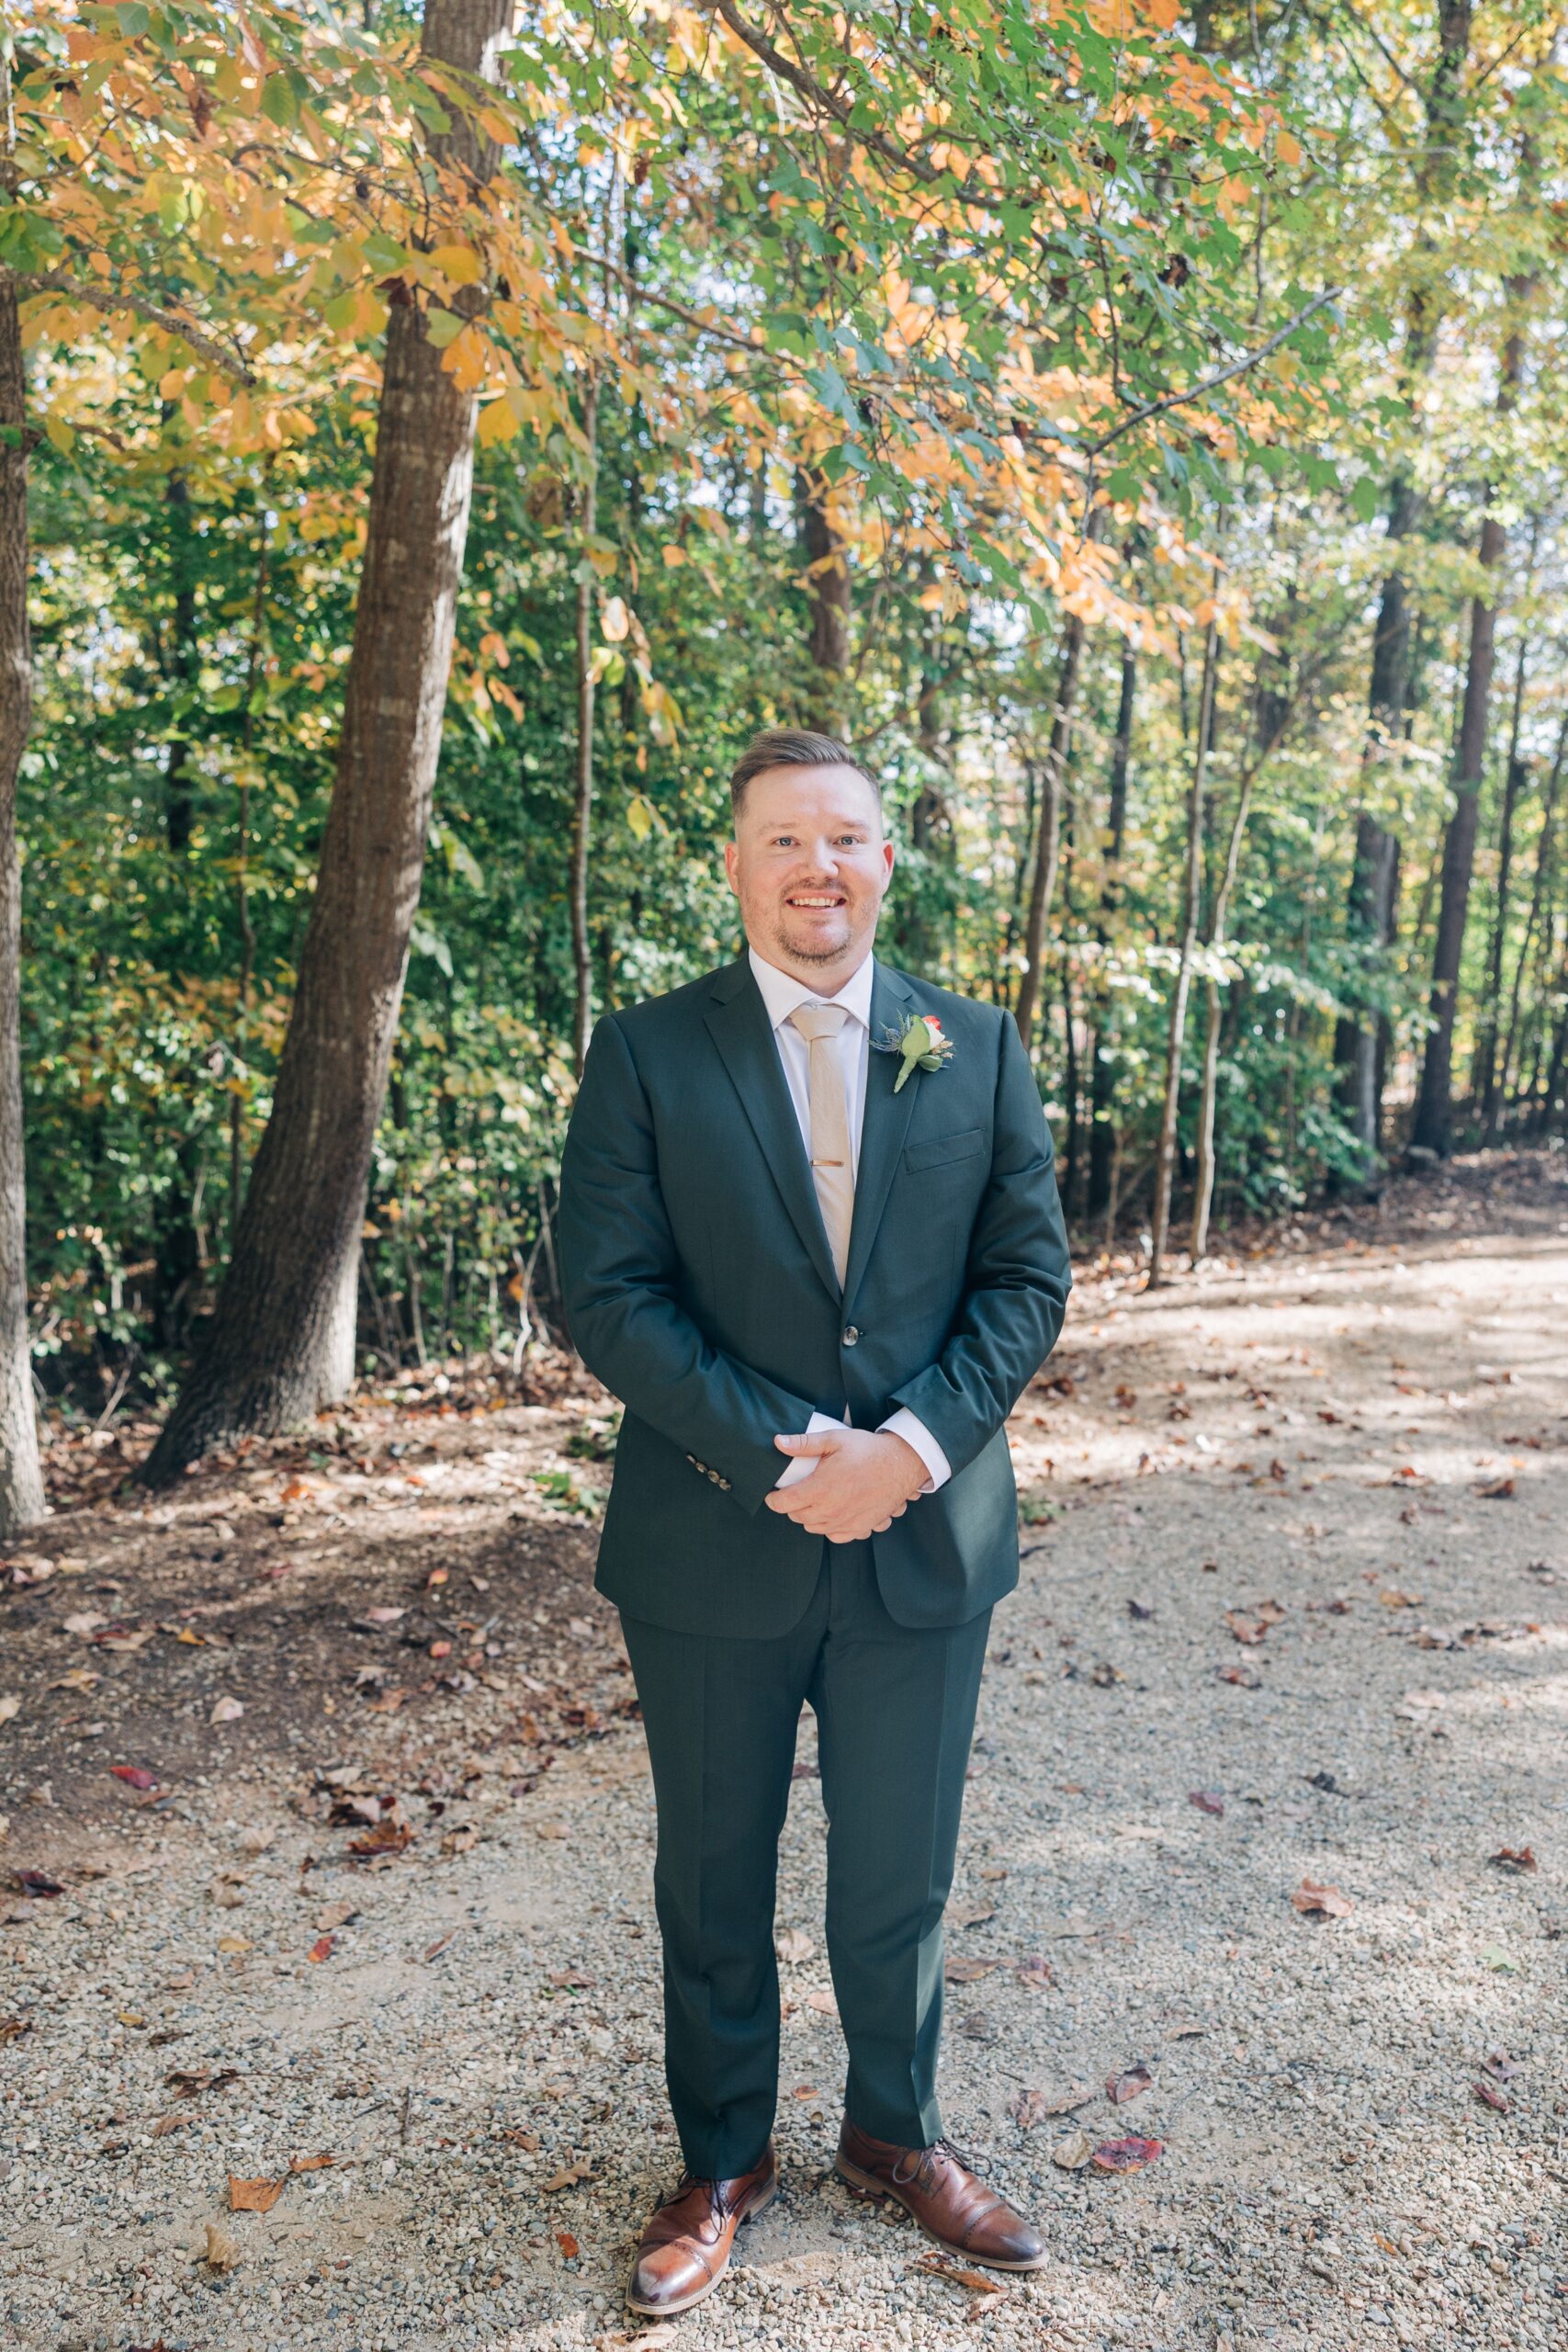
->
<box><xmin>703</xmin><ymin>960</ymin><xmax>841</xmax><ymax>1304</ymax></box>
<box><xmin>842</xmin><ymin>961</ymin><xmax>919</xmax><ymax>1310</ymax></box>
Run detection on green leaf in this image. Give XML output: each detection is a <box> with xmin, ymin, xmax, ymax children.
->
<box><xmin>423</xmin><ymin>309</ymin><xmax>465</xmax><ymax>348</ymax></box>
<box><xmin>260</xmin><ymin>74</ymin><xmax>299</xmax><ymax>129</ymax></box>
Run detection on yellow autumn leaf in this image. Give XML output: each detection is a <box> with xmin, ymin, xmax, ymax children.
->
<box><xmin>660</xmin><ymin>544</ymin><xmax>686</xmax><ymax>568</ymax></box>
<box><xmin>602</xmin><ymin>596</ymin><xmax>630</xmax><ymax>642</ymax></box>
<box><xmin>429</xmin><ymin>243</ymin><xmax>484</xmax><ymax>286</ymax></box>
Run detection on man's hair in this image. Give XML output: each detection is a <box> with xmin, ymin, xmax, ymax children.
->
<box><xmin>728</xmin><ymin>727</ymin><xmax>881</xmax><ymax>822</ymax></box>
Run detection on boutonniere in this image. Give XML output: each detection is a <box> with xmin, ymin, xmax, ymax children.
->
<box><xmin>874</xmin><ymin>1011</ymin><xmax>955</xmax><ymax>1093</ymax></box>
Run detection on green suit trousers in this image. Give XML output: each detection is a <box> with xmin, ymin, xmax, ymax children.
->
<box><xmin>621</xmin><ymin>1540</ymin><xmax>992</xmax><ymax>2179</ymax></box>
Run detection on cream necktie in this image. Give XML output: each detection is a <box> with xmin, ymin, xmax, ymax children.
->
<box><xmin>787</xmin><ymin>1002</ymin><xmax>854</xmax><ymax>1290</ymax></box>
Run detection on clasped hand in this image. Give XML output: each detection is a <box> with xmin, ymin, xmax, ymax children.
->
<box><xmin>763</xmin><ymin>1425</ymin><xmax>928</xmax><ymax>1544</ymax></box>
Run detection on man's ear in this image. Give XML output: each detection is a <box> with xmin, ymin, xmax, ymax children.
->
<box><xmin>723</xmin><ymin>839</ymin><xmax>741</xmax><ymax>896</ymax></box>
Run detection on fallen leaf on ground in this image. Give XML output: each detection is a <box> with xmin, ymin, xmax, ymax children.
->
<box><xmin>209</xmin><ymin>1696</ymin><xmax>244</xmax><ymax>1725</ymax></box>
<box><xmin>165</xmin><ymin>2067</ymin><xmax>240</xmax><ymax>2098</ymax></box>
<box><xmin>547</xmin><ymin>1967</ymin><xmax>594</xmax><ymax>1990</ymax></box>
<box><xmin>201</xmin><ymin>2222</ymin><xmax>239</xmax><ymax>2272</ymax></box>
<box><xmin>150</xmin><ymin>2113</ymin><xmax>192</xmax><ymax>2138</ymax></box>
<box><xmin>1091</xmin><ymin>2135</ymin><xmax>1163</xmax><ymax>2172</ymax></box>
<box><xmin>216</xmin><ymin>1934</ymin><xmax>251</xmax><ymax>1954</ymax></box>
<box><xmin>806</xmin><ymin>1987</ymin><xmax>840</xmax><ymax>2016</ymax></box>
<box><xmin>12</xmin><ymin>1871</ymin><xmax>62</xmax><ymax>1898</ymax></box>
<box><xmin>229</xmin><ymin>2175</ymin><xmax>286</xmax><ymax>2213</ymax></box>
<box><xmin>307</xmin><ymin>1935</ymin><xmax>335</xmax><ymax>1962</ymax></box>
<box><xmin>0</xmin><ymin>1696</ymin><xmax>19</xmax><ymax>1724</ymax></box>
<box><xmin>1217</xmin><ymin>1666</ymin><xmax>1260</xmax><ymax>1689</ymax></box>
<box><xmin>942</xmin><ymin>1955</ymin><xmax>999</xmax><ymax>1984</ymax></box>
<box><xmin>555</xmin><ymin>2231</ymin><xmax>580</xmax><ymax>2259</ymax></box>
<box><xmin>1482</xmin><ymin>2050</ymin><xmax>1517</xmax><ymax>2082</ymax></box>
<box><xmin>0</xmin><ymin>2017</ymin><xmax>32</xmax><ymax>2044</ymax></box>
<box><xmin>1009</xmin><ymin>2088</ymin><xmax>1049</xmax><ymax>2131</ymax></box>
<box><xmin>1489</xmin><ymin>1847</ymin><xmax>1537</xmax><ymax>1872</ymax></box>
<box><xmin>423</xmin><ymin>1931</ymin><xmax>458</xmax><ymax>1962</ymax></box>
<box><xmin>441</xmin><ymin>1824</ymin><xmax>479</xmax><ymax>1855</ymax></box>
<box><xmin>1480</xmin><ymin>1944</ymin><xmax>1517</xmax><ymax>1972</ymax></box>
<box><xmin>359</xmin><ymin>1606</ymin><xmax>406</xmax><ymax>1624</ymax></box>
<box><xmin>1188</xmin><ymin>1789</ymin><xmax>1225</xmax><ymax>1815</ymax></box>
<box><xmin>62</xmin><ymin>1611</ymin><xmax>107</xmax><ymax>1635</ymax></box>
<box><xmin>948</xmin><ymin>1899</ymin><xmax>997</xmax><ymax>1930</ymax></box>
<box><xmin>1378</xmin><ymin>1589</ymin><xmax>1421</xmax><ymax>1610</ymax></box>
<box><xmin>288</xmin><ymin>2154</ymin><xmax>338</xmax><ymax>2174</ymax></box>
<box><xmin>110</xmin><ymin>1765</ymin><xmax>159</xmax><ymax>1790</ymax></box>
<box><xmin>543</xmin><ymin>2161</ymin><xmax>593</xmax><ymax>2191</ymax></box>
<box><xmin>48</xmin><ymin>1668</ymin><xmax>100</xmax><ymax>1692</ymax></box>
<box><xmin>1051</xmin><ymin>2128</ymin><xmax>1092</xmax><ymax>2169</ymax></box>
<box><xmin>500</xmin><ymin>2127</ymin><xmax>541</xmax><ymax>2151</ymax></box>
<box><xmin>1475</xmin><ymin>1476</ymin><xmax>1515</xmax><ymax>1499</ymax></box>
<box><xmin>774</xmin><ymin>1927</ymin><xmax>814</xmax><ymax>1963</ymax></box>
<box><xmin>1292</xmin><ymin>1879</ymin><xmax>1353</xmax><ymax>1919</ymax></box>
<box><xmin>314</xmin><ymin>1901</ymin><xmax>358</xmax><ymax>1934</ymax></box>
<box><xmin>1014</xmin><ymin>1953</ymin><xmax>1054</xmax><ymax>1991</ymax></box>
<box><xmin>1106</xmin><ymin>2063</ymin><xmax>1154</xmax><ymax>2103</ymax></box>
<box><xmin>347</xmin><ymin>1818</ymin><xmax>413</xmax><ymax>1859</ymax></box>
<box><xmin>1472</xmin><ymin>2081</ymin><xmax>1509</xmax><ymax>2113</ymax></box>
<box><xmin>918</xmin><ymin>2254</ymin><xmax>1003</xmax><ymax>2297</ymax></box>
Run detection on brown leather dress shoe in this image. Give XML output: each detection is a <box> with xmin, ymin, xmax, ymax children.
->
<box><xmin>836</xmin><ymin>2120</ymin><xmax>1046</xmax><ymax>2270</ymax></box>
<box><xmin>626</xmin><ymin>2141</ymin><xmax>778</xmax><ymax>2316</ymax></box>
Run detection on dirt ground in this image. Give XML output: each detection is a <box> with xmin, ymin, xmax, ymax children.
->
<box><xmin>2</xmin><ymin>1147</ymin><xmax>1565</xmax><ymax>2351</ymax></box>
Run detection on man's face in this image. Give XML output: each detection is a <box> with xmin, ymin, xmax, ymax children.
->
<box><xmin>725</xmin><ymin>763</ymin><xmax>894</xmax><ymax>976</ymax></box>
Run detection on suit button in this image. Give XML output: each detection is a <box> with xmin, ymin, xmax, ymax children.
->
<box><xmin>842</xmin><ymin>1326</ymin><xmax>860</xmax><ymax>1346</ymax></box>
<box><xmin>708</xmin><ymin>1469</ymin><xmax>721</xmax><ymax>1483</ymax></box>
<box><xmin>718</xmin><ymin>1478</ymin><xmax>732</xmax><ymax>1492</ymax></box>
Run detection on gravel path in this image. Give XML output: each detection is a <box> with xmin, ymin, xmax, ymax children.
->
<box><xmin>3</xmin><ymin>1156</ymin><xmax>1566</xmax><ymax>2351</ymax></box>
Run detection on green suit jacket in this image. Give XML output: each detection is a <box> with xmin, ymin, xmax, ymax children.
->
<box><xmin>557</xmin><ymin>954</ymin><xmax>1072</xmax><ymax>1635</ymax></box>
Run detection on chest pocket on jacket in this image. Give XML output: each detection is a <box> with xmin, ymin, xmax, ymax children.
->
<box><xmin>904</xmin><ymin>1126</ymin><xmax>985</xmax><ymax>1175</ymax></box>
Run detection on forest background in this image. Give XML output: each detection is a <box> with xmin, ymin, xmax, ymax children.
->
<box><xmin>1</xmin><ymin>0</ymin><xmax>1566</xmax><ymax>1531</ymax></box>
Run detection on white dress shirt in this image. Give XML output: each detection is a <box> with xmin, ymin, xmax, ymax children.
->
<box><xmin>747</xmin><ymin>946</ymin><xmax>952</xmax><ymax>1496</ymax></box>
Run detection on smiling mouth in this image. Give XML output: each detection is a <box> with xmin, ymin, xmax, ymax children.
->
<box><xmin>785</xmin><ymin>894</ymin><xmax>847</xmax><ymax>910</ymax></box>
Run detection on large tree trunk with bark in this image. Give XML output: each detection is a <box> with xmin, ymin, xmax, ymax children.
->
<box><xmin>0</xmin><ymin>269</ymin><xmax>47</xmax><ymax>1536</ymax></box>
<box><xmin>142</xmin><ymin>0</ymin><xmax>511</xmax><ymax>1484</ymax></box>
<box><xmin>1411</xmin><ymin>506</ymin><xmax>1505</xmax><ymax>1155</ymax></box>
<box><xmin>1472</xmin><ymin>633</ymin><xmax>1529</xmax><ymax>1134</ymax></box>
<box><xmin>796</xmin><ymin>467</ymin><xmax>851</xmax><ymax>733</ymax></box>
<box><xmin>1411</xmin><ymin>275</ymin><xmax>1529</xmax><ymax>1156</ymax></box>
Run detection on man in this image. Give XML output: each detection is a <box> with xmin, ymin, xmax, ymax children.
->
<box><xmin>558</xmin><ymin>728</ymin><xmax>1071</xmax><ymax>2317</ymax></box>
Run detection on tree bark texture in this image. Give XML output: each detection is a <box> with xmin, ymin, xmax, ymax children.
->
<box><xmin>1012</xmin><ymin>611</ymin><xmax>1087</xmax><ymax>1049</ymax></box>
<box><xmin>796</xmin><ymin>467</ymin><xmax>850</xmax><ymax>731</ymax></box>
<box><xmin>1411</xmin><ymin>512</ymin><xmax>1503</xmax><ymax>1154</ymax></box>
<box><xmin>142</xmin><ymin>0</ymin><xmax>511</xmax><ymax>1483</ymax></box>
<box><xmin>0</xmin><ymin>271</ymin><xmax>47</xmax><ymax>1535</ymax></box>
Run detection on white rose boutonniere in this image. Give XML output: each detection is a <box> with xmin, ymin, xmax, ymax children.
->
<box><xmin>874</xmin><ymin>1011</ymin><xmax>955</xmax><ymax>1093</ymax></box>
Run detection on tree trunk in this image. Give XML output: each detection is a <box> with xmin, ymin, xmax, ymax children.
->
<box><xmin>1473</xmin><ymin>629</ymin><xmax>1529</xmax><ymax>1133</ymax></box>
<box><xmin>1088</xmin><ymin>645</ymin><xmax>1135</xmax><ymax>1220</ymax></box>
<box><xmin>796</xmin><ymin>467</ymin><xmax>850</xmax><ymax>731</ymax></box>
<box><xmin>1013</xmin><ymin>610</ymin><xmax>1087</xmax><ymax>1047</ymax></box>
<box><xmin>1497</xmin><ymin>705</ymin><xmax>1566</xmax><ymax>1122</ymax></box>
<box><xmin>1149</xmin><ymin>597</ymin><xmax>1220</xmax><ymax>1286</ymax></box>
<box><xmin>141</xmin><ymin>0</ymin><xmax>511</xmax><ymax>1484</ymax></box>
<box><xmin>0</xmin><ymin>267</ymin><xmax>47</xmax><ymax>1535</ymax></box>
<box><xmin>1190</xmin><ymin>645</ymin><xmax>1299</xmax><ymax>1259</ymax></box>
<box><xmin>1334</xmin><ymin>810</ymin><xmax>1401</xmax><ymax>1170</ymax></box>
<box><xmin>570</xmin><ymin>368</ymin><xmax>600</xmax><ymax>1075</ymax></box>
<box><xmin>1412</xmin><ymin>279</ymin><xmax>1529</xmax><ymax>1157</ymax></box>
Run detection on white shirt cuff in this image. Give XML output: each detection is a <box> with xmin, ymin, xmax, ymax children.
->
<box><xmin>773</xmin><ymin>1407</ymin><xmax>952</xmax><ymax>1496</ymax></box>
<box><xmin>773</xmin><ymin>1409</ymin><xmax>841</xmax><ymax>1488</ymax></box>
<box><xmin>878</xmin><ymin>1407</ymin><xmax>951</xmax><ymax>1493</ymax></box>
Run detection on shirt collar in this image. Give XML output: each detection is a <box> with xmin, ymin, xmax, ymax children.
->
<box><xmin>748</xmin><ymin>944</ymin><xmax>875</xmax><ymax>1035</ymax></box>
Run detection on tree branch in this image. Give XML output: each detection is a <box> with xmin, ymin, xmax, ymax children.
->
<box><xmin>8</xmin><ymin>270</ymin><xmax>258</xmax><ymax>384</ymax></box>
<box><xmin>1084</xmin><ymin>288</ymin><xmax>1342</xmax><ymax>459</ymax></box>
